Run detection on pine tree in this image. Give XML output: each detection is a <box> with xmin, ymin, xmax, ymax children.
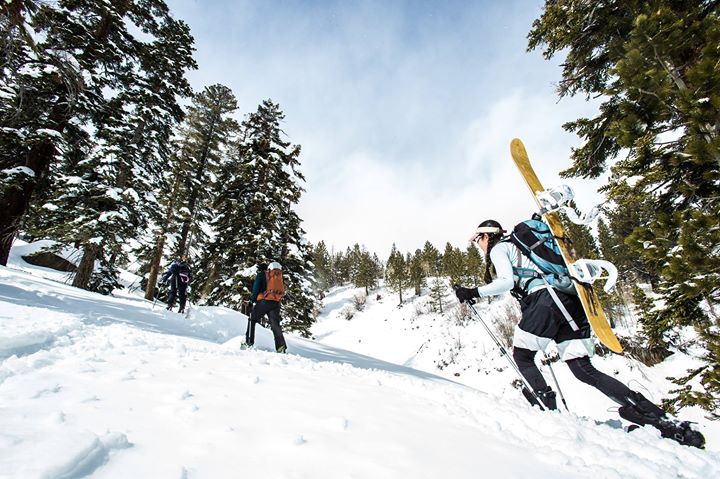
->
<box><xmin>442</xmin><ymin>242</ymin><xmax>465</xmax><ymax>286</ymax></box>
<box><xmin>465</xmin><ymin>243</ymin><xmax>484</xmax><ymax>285</ymax></box>
<box><xmin>386</xmin><ymin>244</ymin><xmax>408</xmax><ymax>305</ymax></box>
<box><xmin>173</xmin><ymin>84</ymin><xmax>239</xmax><ymax>259</ymax></box>
<box><xmin>530</xmin><ymin>0</ymin><xmax>720</xmax><ymax>413</ymax></box>
<box><xmin>311</xmin><ymin>241</ymin><xmax>332</xmax><ymax>293</ymax></box>
<box><xmin>408</xmin><ymin>249</ymin><xmax>426</xmax><ymax>296</ymax></box>
<box><xmin>202</xmin><ymin>99</ymin><xmax>319</xmax><ymax>335</ymax></box>
<box><xmin>354</xmin><ymin>248</ymin><xmax>379</xmax><ymax>295</ymax></box>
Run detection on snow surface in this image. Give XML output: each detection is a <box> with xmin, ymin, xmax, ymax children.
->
<box><xmin>1</xmin><ymin>249</ymin><xmax>720</xmax><ymax>478</ymax></box>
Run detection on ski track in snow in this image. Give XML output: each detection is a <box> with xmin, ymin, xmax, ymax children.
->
<box><xmin>1</xmin><ymin>259</ymin><xmax>720</xmax><ymax>478</ymax></box>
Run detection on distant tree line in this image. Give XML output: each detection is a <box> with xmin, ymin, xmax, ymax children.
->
<box><xmin>310</xmin><ymin>240</ymin><xmax>484</xmax><ymax>311</ymax></box>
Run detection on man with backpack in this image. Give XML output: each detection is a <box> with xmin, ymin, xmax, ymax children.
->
<box><xmin>245</xmin><ymin>261</ymin><xmax>287</xmax><ymax>353</ymax></box>
<box><xmin>161</xmin><ymin>255</ymin><xmax>192</xmax><ymax>314</ymax></box>
<box><xmin>454</xmin><ymin>218</ymin><xmax>704</xmax><ymax>448</ymax></box>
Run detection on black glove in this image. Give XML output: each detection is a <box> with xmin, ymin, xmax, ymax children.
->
<box><xmin>455</xmin><ymin>286</ymin><xmax>480</xmax><ymax>304</ymax></box>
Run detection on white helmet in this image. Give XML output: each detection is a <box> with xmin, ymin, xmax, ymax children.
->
<box><xmin>268</xmin><ymin>261</ymin><xmax>282</xmax><ymax>270</ymax></box>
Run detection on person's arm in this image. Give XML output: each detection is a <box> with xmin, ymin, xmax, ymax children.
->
<box><xmin>475</xmin><ymin>244</ymin><xmax>515</xmax><ymax>297</ymax></box>
<box><xmin>160</xmin><ymin>263</ymin><xmax>175</xmax><ymax>283</ymax></box>
<box><xmin>250</xmin><ymin>273</ymin><xmax>264</xmax><ymax>301</ymax></box>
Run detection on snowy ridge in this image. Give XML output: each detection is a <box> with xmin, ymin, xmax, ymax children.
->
<box><xmin>1</xmin><ymin>261</ymin><xmax>719</xmax><ymax>477</ymax></box>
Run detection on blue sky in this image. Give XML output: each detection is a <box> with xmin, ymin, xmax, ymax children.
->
<box><xmin>167</xmin><ymin>0</ymin><xmax>603</xmax><ymax>257</ymax></box>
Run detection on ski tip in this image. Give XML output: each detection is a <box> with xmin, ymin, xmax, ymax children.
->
<box><xmin>510</xmin><ymin>138</ymin><xmax>527</xmax><ymax>157</ymax></box>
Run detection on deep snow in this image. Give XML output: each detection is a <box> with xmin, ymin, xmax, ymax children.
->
<box><xmin>1</xmin><ymin>245</ymin><xmax>720</xmax><ymax>478</ymax></box>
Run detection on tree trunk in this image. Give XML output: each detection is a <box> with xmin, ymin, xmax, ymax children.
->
<box><xmin>72</xmin><ymin>242</ymin><xmax>100</xmax><ymax>289</ymax></box>
<box><xmin>144</xmin><ymin>234</ymin><xmax>166</xmax><ymax>300</ymax></box>
<box><xmin>0</xmin><ymin>139</ymin><xmax>56</xmax><ymax>265</ymax></box>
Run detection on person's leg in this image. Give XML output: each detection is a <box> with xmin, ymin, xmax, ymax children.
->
<box><xmin>513</xmin><ymin>347</ymin><xmax>556</xmax><ymax>410</ymax></box>
<box><xmin>565</xmin><ymin>356</ymin><xmax>635</xmax><ymax>405</ymax></box>
<box><xmin>513</xmin><ymin>347</ymin><xmax>547</xmax><ymax>391</ymax></box>
<box><xmin>245</xmin><ymin>302</ymin><xmax>255</xmax><ymax>343</ymax></box>
<box><xmin>167</xmin><ymin>283</ymin><xmax>177</xmax><ymax>310</ymax></box>
<box><xmin>178</xmin><ymin>285</ymin><xmax>188</xmax><ymax>313</ymax></box>
<box><xmin>267</xmin><ymin>302</ymin><xmax>286</xmax><ymax>352</ymax></box>
<box><xmin>247</xmin><ymin>300</ymin><xmax>269</xmax><ymax>346</ymax></box>
<box><xmin>513</xmin><ymin>290</ymin><xmax>558</xmax><ymax>410</ymax></box>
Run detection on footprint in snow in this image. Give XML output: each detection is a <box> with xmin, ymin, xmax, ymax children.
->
<box><xmin>32</xmin><ymin>384</ymin><xmax>62</xmax><ymax>398</ymax></box>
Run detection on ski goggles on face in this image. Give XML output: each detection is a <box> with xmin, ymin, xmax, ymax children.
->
<box><xmin>469</xmin><ymin>226</ymin><xmax>502</xmax><ymax>243</ymax></box>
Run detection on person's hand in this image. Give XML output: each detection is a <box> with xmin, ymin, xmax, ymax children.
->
<box><xmin>455</xmin><ymin>286</ymin><xmax>480</xmax><ymax>304</ymax></box>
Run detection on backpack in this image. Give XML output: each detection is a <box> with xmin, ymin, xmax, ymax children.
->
<box><xmin>506</xmin><ymin>216</ymin><xmax>576</xmax><ymax>298</ymax></box>
<box><xmin>258</xmin><ymin>269</ymin><xmax>285</xmax><ymax>302</ymax></box>
<box><xmin>177</xmin><ymin>263</ymin><xmax>191</xmax><ymax>284</ymax></box>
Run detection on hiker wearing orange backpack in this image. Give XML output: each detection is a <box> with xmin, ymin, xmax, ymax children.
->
<box><xmin>245</xmin><ymin>261</ymin><xmax>287</xmax><ymax>353</ymax></box>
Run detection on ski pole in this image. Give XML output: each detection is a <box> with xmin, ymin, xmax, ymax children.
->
<box><xmin>543</xmin><ymin>352</ymin><xmax>569</xmax><ymax>412</ymax></box>
<box><xmin>462</xmin><ymin>297</ymin><xmax>547</xmax><ymax>411</ymax></box>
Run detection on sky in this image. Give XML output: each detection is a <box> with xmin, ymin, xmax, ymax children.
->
<box><xmin>166</xmin><ymin>0</ymin><xmax>604</xmax><ymax>257</ymax></box>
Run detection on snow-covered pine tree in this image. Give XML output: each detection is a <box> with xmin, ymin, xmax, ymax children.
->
<box><xmin>0</xmin><ymin>0</ymin><xmax>194</xmax><ymax>267</ymax></box>
<box><xmin>173</xmin><ymin>84</ymin><xmax>239</xmax><ymax>261</ymax></box>
<box><xmin>201</xmin><ymin>99</ymin><xmax>319</xmax><ymax>335</ymax></box>
<box><xmin>13</xmin><ymin>0</ymin><xmax>195</xmax><ymax>292</ymax></box>
<box><xmin>529</xmin><ymin>0</ymin><xmax>720</xmax><ymax>413</ymax></box>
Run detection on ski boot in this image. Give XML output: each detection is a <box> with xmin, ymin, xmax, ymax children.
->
<box><xmin>619</xmin><ymin>391</ymin><xmax>705</xmax><ymax>448</ymax></box>
<box><xmin>522</xmin><ymin>386</ymin><xmax>557</xmax><ymax>411</ymax></box>
<box><xmin>276</xmin><ymin>345</ymin><xmax>287</xmax><ymax>354</ymax></box>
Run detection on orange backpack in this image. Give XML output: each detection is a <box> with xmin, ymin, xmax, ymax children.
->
<box><xmin>258</xmin><ymin>269</ymin><xmax>285</xmax><ymax>302</ymax></box>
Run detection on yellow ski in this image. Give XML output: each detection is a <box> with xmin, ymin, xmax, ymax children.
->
<box><xmin>510</xmin><ymin>138</ymin><xmax>623</xmax><ymax>353</ymax></box>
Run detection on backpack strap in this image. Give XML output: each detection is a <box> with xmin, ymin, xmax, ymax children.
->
<box><xmin>535</xmin><ymin>282</ymin><xmax>580</xmax><ymax>332</ymax></box>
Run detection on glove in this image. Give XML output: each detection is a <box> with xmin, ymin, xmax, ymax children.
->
<box><xmin>455</xmin><ymin>286</ymin><xmax>480</xmax><ymax>304</ymax></box>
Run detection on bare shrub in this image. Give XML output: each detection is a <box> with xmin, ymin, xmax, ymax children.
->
<box><xmin>352</xmin><ymin>293</ymin><xmax>367</xmax><ymax>311</ymax></box>
<box><xmin>450</xmin><ymin>303</ymin><xmax>472</xmax><ymax>327</ymax></box>
<box><xmin>341</xmin><ymin>305</ymin><xmax>354</xmax><ymax>320</ymax></box>
<box><xmin>493</xmin><ymin>301</ymin><xmax>521</xmax><ymax>348</ymax></box>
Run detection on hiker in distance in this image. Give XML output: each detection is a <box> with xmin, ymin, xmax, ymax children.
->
<box><xmin>161</xmin><ymin>255</ymin><xmax>192</xmax><ymax>314</ymax></box>
<box><xmin>245</xmin><ymin>261</ymin><xmax>287</xmax><ymax>353</ymax></box>
<box><xmin>245</xmin><ymin>263</ymin><xmax>267</xmax><ymax>343</ymax></box>
<box><xmin>454</xmin><ymin>219</ymin><xmax>704</xmax><ymax>448</ymax></box>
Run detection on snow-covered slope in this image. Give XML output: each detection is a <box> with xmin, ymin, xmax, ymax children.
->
<box><xmin>1</xmin><ymin>259</ymin><xmax>720</xmax><ymax>478</ymax></box>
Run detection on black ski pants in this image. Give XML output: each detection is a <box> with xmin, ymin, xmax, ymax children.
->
<box><xmin>513</xmin><ymin>347</ymin><xmax>633</xmax><ymax>405</ymax></box>
<box><xmin>167</xmin><ymin>278</ymin><xmax>188</xmax><ymax>311</ymax></box>
<box><xmin>246</xmin><ymin>300</ymin><xmax>286</xmax><ymax>351</ymax></box>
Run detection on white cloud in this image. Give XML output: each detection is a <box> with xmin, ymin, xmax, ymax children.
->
<box><xmin>298</xmin><ymin>88</ymin><xmax>605</xmax><ymax>258</ymax></box>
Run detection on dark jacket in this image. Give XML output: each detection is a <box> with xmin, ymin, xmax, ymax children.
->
<box><xmin>250</xmin><ymin>270</ymin><xmax>267</xmax><ymax>302</ymax></box>
<box><xmin>161</xmin><ymin>261</ymin><xmax>192</xmax><ymax>286</ymax></box>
